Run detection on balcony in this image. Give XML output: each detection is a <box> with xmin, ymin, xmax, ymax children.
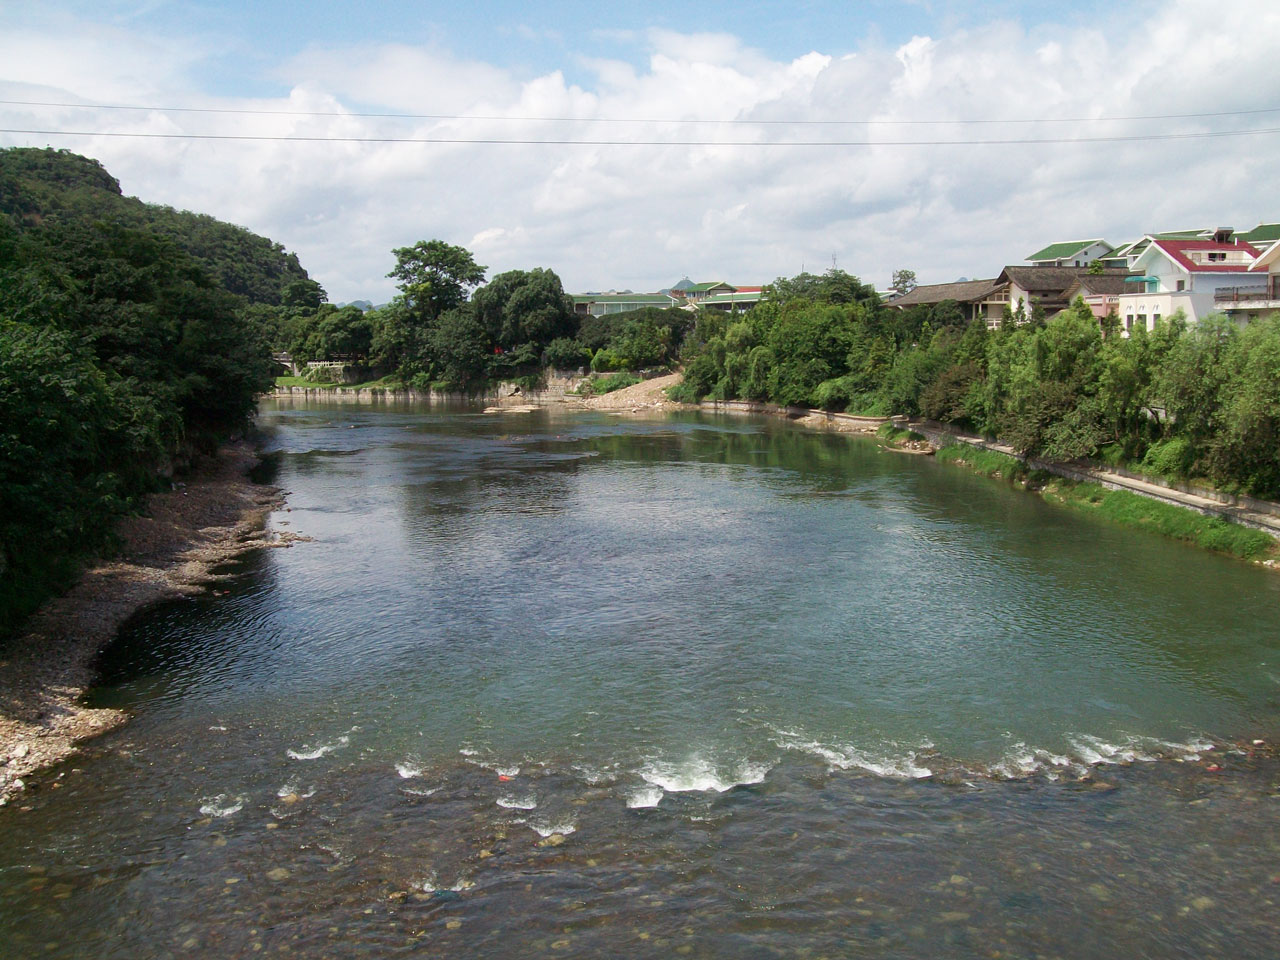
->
<box><xmin>1215</xmin><ymin>285</ymin><xmax>1269</xmax><ymax>302</ymax></box>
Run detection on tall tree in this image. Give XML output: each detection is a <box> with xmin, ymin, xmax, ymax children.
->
<box><xmin>387</xmin><ymin>240</ymin><xmax>486</xmax><ymax>324</ymax></box>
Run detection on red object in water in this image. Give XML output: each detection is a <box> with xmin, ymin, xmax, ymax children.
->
<box><xmin>498</xmin><ymin>775</ymin><xmax>512</xmax><ymax>781</ymax></box>
<box><xmin>1205</xmin><ymin>763</ymin><xmax>1222</xmax><ymax>772</ymax></box>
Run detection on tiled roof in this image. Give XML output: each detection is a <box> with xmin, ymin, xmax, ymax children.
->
<box><xmin>1147</xmin><ymin>239</ymin><xmax>1261</xmax><ymax>273</ymax></box>
<box><xmin>685</xmin><ymin>281</ymin><xmax>734</xmax><ymax>293</ymax></box>
<box><xmin>1026</xmin><ymin>240</ymin><xmax>1108</xmax><ymax>262</ymax></box>
<box><xmin>998</xmin><ymin>266</ymin><xmax>1133</xmax><ymax>296</ymax></box>
<box><xmin>889</xmin><ymin>278</ymin><xmax>1002</xmax><ymax>306</ymax></box>
<box><xmin>1065</xmin><ymin>274</ymin><xmax>1142</xmax><ymax>297</ymax></box>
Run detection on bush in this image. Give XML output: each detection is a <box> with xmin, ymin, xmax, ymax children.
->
<box><xmin>1140</xmin><ymin>437</ymin><xmax>1193</xmax><ymax>480</ymax></box>
<box><xmin>591</xmin><ymin>347</ymin><xmax>625</xmax><ymax>373</ymax></box>
<box><xmin>543</xmin><ymin>337</ymin><xmax>590</xmax><ymax>370</ymax></box>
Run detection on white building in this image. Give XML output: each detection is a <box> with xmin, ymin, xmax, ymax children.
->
<box><xmin>1115</xmin><ymin>232</ymin><xmax>1261</xmax><ymax>333</ymax></box>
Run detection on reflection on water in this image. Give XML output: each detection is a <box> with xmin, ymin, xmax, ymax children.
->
<box><xmin>2</xmin><ymin>400</ymin><xmax>1278</xmax><ymax>959</ymax></box>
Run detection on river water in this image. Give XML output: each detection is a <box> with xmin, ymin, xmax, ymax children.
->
<box><xmin>3</xmin><ymin>399</ymin><xmax>1279</xmax><ymax>958</ymax></box>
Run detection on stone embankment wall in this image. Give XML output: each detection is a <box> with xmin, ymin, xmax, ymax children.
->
<box><xmin>272</xmin><ymin>374</ymin><xmax>588</xmax><ymax>404</ymax></box>
<box><xmin>701</xmin><ymin>400</ymin><xmax>889</xmax><ymax>434</ymax></box>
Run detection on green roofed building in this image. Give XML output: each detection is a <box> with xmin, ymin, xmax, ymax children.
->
<box><xmin>1025</xmin><ymin>239</ymin><xmax>1114</xmax><ymax>267</ymax></box>
<box><xmin>1233</xmin><ymin>222</ymin><xmax>1280</xmax><ymax>251</ymax></box>
<box><xmin>571</xmin><ymin>293</ymin><xmax>679</xmax><ymax>316</ymax></box>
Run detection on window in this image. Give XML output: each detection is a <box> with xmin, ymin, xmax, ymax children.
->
<box><xmin>1153</xmin><ymin>313</ymin><xmax>1161</xmax><ymax>325</ymax></box>
<box><xmin>1126</xmin><ymin>315</ymin><xmax>1134</xmax><ymax>331</ymax></box>
<box><xmin>1176</xmin><ymin>279</ymin><xmax>1186</xmax><ymax>291</ymax></box>
<box><xmin>1137</xmin><ymin>314</ymin><xmax>1147</xmax><ymax>326</ymax></box>
<box><xmin>1207</xmin><ymin>251</ymin><xmax>1226</xmax><ymax>262</ymax></box>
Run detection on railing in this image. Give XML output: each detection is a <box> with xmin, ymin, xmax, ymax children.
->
<box><xmin>1214</xmin><ymin>285</ymin><xmax>1269</xmax><ymax>302</ymax></box>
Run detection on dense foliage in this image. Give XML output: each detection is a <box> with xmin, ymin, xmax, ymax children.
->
<box><xmin>259</xmin><ymin>237</ymin><xmax>694</xmax><ymax>392</ymax></box>
<box><xmin>0</xmin><ymin>148</ymin><xmax>298</xmax><ymax>637</ymax></box>
<box><xmin>672</xmin><ymin>268</ymin><xmax>1280</xmax><ymax>500</ymax></box>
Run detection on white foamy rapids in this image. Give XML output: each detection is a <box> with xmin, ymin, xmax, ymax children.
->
<box><xmin>401</xmin><ymin>785</ymin><xmax>440</xmax><ymax>797</ymax></box>
<box><xmin>286</xmin><ymin>735</ymin><xmax>349</xmax><ymax>760</ymax></box>
<box><xmin>275</xmin><ymin>780</ymin><xmax>316</xmax><ymax>799</ymax></box>
<box><xmin>1069</xmin><ymin>734</ymin><xmax>1213</xmax><ymax>767</ymax></box>
<box><xmin>626</xmin><ymin>784</ymin><xmax>665</xmax><ymax>809</ymax></box>
<box><xmin>199</xmin><ymin>794</ymin><xmax>245</xmax><ymax>818</ymax></box>
<box><xmin>639</xmin><ymin>757</ymin><xmax>773</xmax><ymax>794</ymax></box>
<box><xmin>572</xmin><ymin>762</ymin><xmax>620</xmax><ymax>786</ymax></box>
<box><xmin>458</xmin><ymin>747</ymin><xmax>479</xmax><ymax>757</ymax></box>
<box><xmin>496</xmin><ymin>794</ymin><xmax>537</xmax><ymax>810</ymax></box>
<box><xmin>990</xmin><ymin>743</ymin><xmax>1076</xmax><ymax>779</ymax></box>
<box><xmin>528</xmin><ymin>817</ymin><xmax>577</xmax><ymax>838</ymax></box>
<box><xmin>395</xmin><ymin>761</ymin><xmax>424</xmax><ymax>779</ymax></box>
<box><xmin>772</xmin><ymin>732</ymin><xmax>933</xmax><ymax>779</ymax></box>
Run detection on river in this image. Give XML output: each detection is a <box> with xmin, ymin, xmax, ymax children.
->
<box><xmin>2</xmin><ymin>399</ymin><xmax>1278</xmax><ymax>958</ymax></box>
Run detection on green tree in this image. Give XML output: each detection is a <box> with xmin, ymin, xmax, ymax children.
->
<box><xmin>388</xmin><ymin>240</ymin><xmax>486</xmax><ymax>324</ymax></box>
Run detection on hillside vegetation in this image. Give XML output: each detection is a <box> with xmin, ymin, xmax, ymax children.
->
<box><xmin>0</xmin><ymin>148</ymin><xmax>314</xmax><ymax>637</ymax></box>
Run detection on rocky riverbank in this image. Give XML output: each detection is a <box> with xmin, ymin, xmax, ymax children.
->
<box><xmin>0</xmin><ymin>442</ymin><xmax>302</xmax><ymax>807</ymax></box>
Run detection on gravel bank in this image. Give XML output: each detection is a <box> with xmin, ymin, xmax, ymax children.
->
<box><xmin>0</xmin><ymin>442</ymin><xmax>299</xmax><ymax>807</ymax></box>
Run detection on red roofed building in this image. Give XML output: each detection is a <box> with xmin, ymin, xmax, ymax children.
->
<box><xmin>1116</xmin><ymin>229</ymin><xmax>1261</xmax><ymax>332</ymax></box>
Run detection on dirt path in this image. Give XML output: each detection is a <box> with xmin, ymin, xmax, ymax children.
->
<box><xmin>578</xmin><ymin>372</ymin><xmax>686</xmax><ymax>411</ymax></box>
<box><xmin>0</xmin><ymin>442</ymin><xmax>300</xmax><ymax>807</ymax></box>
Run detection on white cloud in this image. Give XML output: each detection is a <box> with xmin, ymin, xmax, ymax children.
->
<box><xmin>2</xmin><ymin>1</ymin><xmax>1279</xmax><ymax>301</ymax></box>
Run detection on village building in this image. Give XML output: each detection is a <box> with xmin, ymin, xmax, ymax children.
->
<box><xmin>1025</xmin><ymin>240</ymin><xmax>1114</xmax><ymax>268</ymax></box>
<box><xmin>884</xmin><ymin>278</ymin><xmax>1006</xmax><ymax>326</ymax></box>
<box><xmin>1060</xmin><ymin>274</ymin><xmax>1140</xmax><ymax>322</ymax></box>
<box><xmin>1115</xmin><ymin>230</ymin><xmax>1261</xmax><ymax>332</ymax></box>
<box><xmin>1216</xmin><ymin>240</ymin><xmax>1280</xmax><ymax>323</ymax></box>
<box><xmin>996</xmin><ymin>265</ymin><xmax>1137</xmax><ymax>325</ymax></box>
<box><xmin>571</xmin><ymin>292</ymin><xmax>680</xmax><ymax>316</ymax></box>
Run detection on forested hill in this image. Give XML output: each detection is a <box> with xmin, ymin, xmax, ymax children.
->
<box><xmin>0</xmin><ymin>148</ymin><xmax>323</xmax><ymax>307</ymax></box>
<box><xmin>0</xmin><ymin>147</ymin><xmax>306</xmax><ymax>638</ymax></box>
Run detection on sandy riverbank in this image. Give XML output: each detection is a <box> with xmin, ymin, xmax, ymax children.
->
<box><xmin>0</xmin><ymin>442</ymin><xmax>302</xmax><ymax>807</ymax></box>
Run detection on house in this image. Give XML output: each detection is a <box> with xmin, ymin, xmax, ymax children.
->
<box><xmin>681</xmin><ymin>281</ymin><xmax>737</xmax><ymax>304</ymax></box>
<box><xmin>1025</xmin><ymin>239</ymin><xmax>1114</xmax><ymax>268</ymax></box>
<box><xmin>1061</xmin><ymin>274</ymin><xmax>1142</xmax><ymax>322</ymax></box>
<box><xmin>571</xmin><ymin>292</ymin><xmax>680</xmax><ymax>316</ymax></box>
<box><xmin>995</xmin><ymin>265</ymin><xmax>1136</xmax><ymax>324</ymax></box>
<box><xmin>1216</xmin><ymin>240</ymin><xmax>1280</xmax><ymax>323</ymax></box>
<box><xmin>698</xmin><ymin>286</ymin><xmax>764</xmax><ymax>312</ymax></box>
<box><xmin>886</xmin><ymin>278</ymin><xmax>1006</xmax><ymax>326</ymax></box>
<box><xmin>1115</xmin><ymin>230</ymin><xmax>1261</xmax><ymax>332</ymax></box>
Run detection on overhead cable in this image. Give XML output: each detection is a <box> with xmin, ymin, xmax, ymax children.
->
<box><xmin>3</xmin><ymin>98</ymin><xmax>1280</xmax><ymax>126</ymax></box>
<box><xmin>2</xmin><ymin>126</ymin><xmax>1279</xmax><ymax>146</ymax></box>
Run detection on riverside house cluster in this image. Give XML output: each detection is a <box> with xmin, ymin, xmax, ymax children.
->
<box><xmin>886</xmin><ymin>223</ymin><xmax>1280</xmax><ymax>334</ymax></box>
<box><xmin>571</xmin><ymin>223</ymin><xmax>1280</xmax><ymax>336</ymax></box>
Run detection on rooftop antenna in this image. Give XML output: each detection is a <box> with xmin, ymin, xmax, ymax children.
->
<box><xmin>831</xmin><ymin>253</ymin><xmax>838</xmax><ymax>271</ymax></box>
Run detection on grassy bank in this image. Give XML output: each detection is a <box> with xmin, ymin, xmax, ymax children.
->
<box><xmin>1045</xmin><ymin>482</ymin><xmax>1276</xmax><ymax>561</ymax></box>
<box><xmin>935</xmin><ymin>443</ymin><xmax>1276</xmax><ymax>562</ymax></box>
<box><xmin>935</xmin><ymin>443</ymin><xmax>1028</xmax><ymax>481</ymax></box>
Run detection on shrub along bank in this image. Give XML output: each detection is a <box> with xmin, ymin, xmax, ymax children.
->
<box><xmin>672</xmin><ymin>267</ymin><xmax>1280</xmax><ymax>504</ymax></box>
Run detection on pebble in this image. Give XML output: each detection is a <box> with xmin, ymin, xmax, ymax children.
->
<box><xmin>445</xmin><ymin>920</ymin><xmax>462</xmax><ymax>931</ymax></box>
<box><xmin>266</xmin><ymin>868</ymin><xmax>290</xmax><ymax>882</ymax></box>
<box><xmin>11</xmin><ymin>743</ymin><xmax>29</xmax><ymax>759</ymax></box>
<box><xmin>538</xmin><ymin>834</ymin><xmax>567</xmax><ymax>848</ymax></box>
<box><xmin>949</xmin><ymin>875</ymin><xmax>969</xmax><ymax>885</ymax></box>
<box><xmin>938</xmin><ymin>912</ymin><xmax>970</xmax><ymax>923</ymax></box>
<box><xmin>1190</xmin><ymin>896</ymin><xmax>1215</xmax><ymax>911</ymax></box>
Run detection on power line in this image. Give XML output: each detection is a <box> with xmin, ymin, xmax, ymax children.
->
<box><xmin>3</xmin><ymin>126</ymin><xmax>1279</xmax><ymax>146</ymax></box>
<box><xmin>3</xmin><ymin>97</ymin><xmax>1280</xmax><ymax>126</ymax></box>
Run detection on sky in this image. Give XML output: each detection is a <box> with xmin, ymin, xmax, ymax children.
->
<box><xmin>1</xmin><ymin>0</ymin><xmax>1278</xmax><ymax>302</ymax></box>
